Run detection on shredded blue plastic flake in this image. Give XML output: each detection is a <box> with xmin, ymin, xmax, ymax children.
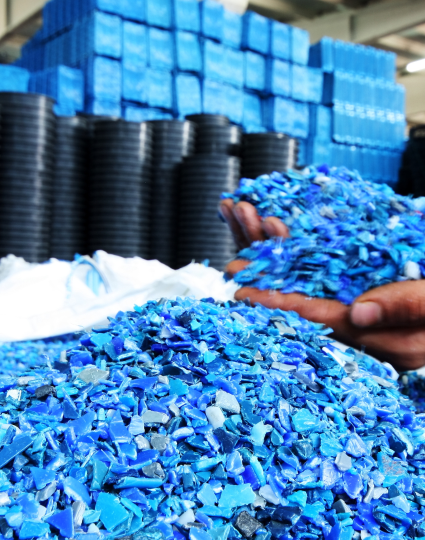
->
<box><xmin>0</xmin><ymin>297</ymin><xmax>424</xmax><ymax>539</ymax></box>
<box><xmin>226</xmin><ymin>165</ymin><xmax>425</xmax><ymax>304</ymax></box>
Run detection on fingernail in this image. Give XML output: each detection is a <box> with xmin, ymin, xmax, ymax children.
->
<box><xmin>219</xmin><ymin>204</ymin><xmax>230</xmax><ymax>221</ymax></box>
<box><xmin>351</xmin><ymin>301</ymin><xmax>382</xmax><ymax>327</ymax></box>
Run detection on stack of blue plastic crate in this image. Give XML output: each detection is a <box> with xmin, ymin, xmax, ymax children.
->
<box><xmin>12</xmin><ymin>0</ymin><xmax>322</xmax><ymax>137</ymax></box>
<box><xmin>2</xmin><ymin>0</ymin><xmax>405</xmax><ymax>185</ymax></box>
<box><xmin>308</xmin><ymin>37</ymin><xmax>405</xmax><ymax>186</ymax></box>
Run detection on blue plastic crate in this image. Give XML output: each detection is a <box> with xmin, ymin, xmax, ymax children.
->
<box><xmin>147</xmin><ymin>68</ymin><xmax>173</xmax><ymax>109</ymax></box>
<box><xmin>309</xmin><ymin>37</ymin><xmax>333</xmax><ymax>73</ymax></box>
<box><xmin>0</xmin><ymin>65</ymin><xmax>29</xmax><ymax>92</ymax></box>
<box><xmin>223</xmin><ymin>9</ymin><xmax>242</xmax><ymax>48</ymax></box>
<box><xmin>266</xmin><ymin>58</ymin><xmax>291</xmax><ymax>97</ymax></box>
<box><xmin>201</xmin><ymin>0</ymin><xmax>223</xmax><ymax>41</ymax></box>
<box><xmin>222</xmin><ymin>83</ymin><xmax>243</xmax><ymax>124</ymax></box>
<box><xmin>84</xmin><ymin>11</ymin><xmax>122</xmax><ymax>60</ymax></box>
<box><xmin>120</xmin><ymin>0</ymin><xmax>145</xmax><ymax>22</ymax></box>
<box><xmin>244</xmin><ymin>51</ymin><xmax>266</xmax><ymax>92</ymax></box>
<box><xmin>203</xmin><ymin>40</ymin><xmax>224</xmax><ymax>82</ymax></box>
<box><xmin>122</xmin><ymin>66</ymin><xmax>147</xmax><ymax>103</ymax></box>
<box><xmin>86</xmin><ymin>98</ymin><xmax>121</xmax><ymax>116</ymax></box>
<box><xmin>309</xmin><ymin>104</ymin><xmax>331</xmax><ymax>139</ymax></box>
<box><xmin>292</xmin><ymin>100</ymin><xmax>309</xmax><ymax>138</ymax></box>
<box><xmin>223</xmin><ymin>47</ymin><xmax>244</xmax><ymax>88</ymax></box>
<box><xmin>265</xmin><ymin>96</ymin><xmax>294</xmax><ymax>133</ymax></box>
<box><xmin>174</xmin><ymin>73</ymin><xmax>202</xmax><ymax>117</ymax></box>
<box><xmin>123</xmin><ymin>22</ymin><xmax>147</xmax><ymax>70</ymax></box>
<box><xmin>123</xmin><ymin>106</ymin><xmax>173</xmax><ymax>121</ymax></box>
<box><xmin>84</xmin><ymin>55</ymin><xmax>122</xmax><ymax>101</ymax></box>
<box><xmin>243</xmin><ymin>92</ymin><xmax>264</xmax><ymax>132</ymax></box>
<box><xmin>148</xmin><ymin>28</ymin><xmax>174</xmax><ymax>70</ymax></box>
<box><xmin>270</xmin><ymin>21</ymin><xmax>290</xmax><ymax>60</ymax></box>
<box><xmin>173</xmin><ymin>0</ymin><xmax>200</xmax><ymax>33</ymax></box>
<box><xmin>175</xmin><ymin>31</ymin><xmax>202</xmax><ymax>73</ymax></box>
<box><xmin>54</xmin><ymin>103</ymin><xmax>77</xmax><ymax>116</ymax></box>
<box><xmin>291</xmin><ymin>64</ymin><xmax>309</xmax><ymax>102</ymax></box>
<box><xmin>291</xmin><ymin>27</ymin><xmax>309</xmax><ymax>65</ymax></box>
<box><xmin>49</xmin><ymin>65</ymin><xmax>84</xmax><ymax>112</ymax></box>
<box><xmin>85</xmin><ymin>0</ymin><xmax>121</xmax><ymax>16</ymax></box>
<box><xmin>242</xmin><ymin>11</ymin><xmax>270</xmax><ymax>55</ymax></box>
<box><xmin>202</xmin><ymin>78</ymin><xmax>224</xmax><ymax>115</ymax></box>
<box><xmin>306</xmin><ymin>137</ymin><xmax>331</xmax><ymax>166</ymax></box>
<box><xmin>146</xmin><ymin>0</ymin><xmax>172</xmax><ymax>28</ymax></box>
<box><xmin>307</xmin><ymin>68</ymin><xmax>323</xmax><ymax>104</ymax></box>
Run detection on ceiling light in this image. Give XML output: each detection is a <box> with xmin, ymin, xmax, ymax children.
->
<box><xmin>406</xmin><ymin>58</ymin><xmax>425</xmax><ymax>73</ymax></box>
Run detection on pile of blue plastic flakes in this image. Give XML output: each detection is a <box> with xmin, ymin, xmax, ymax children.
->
<box><xmin>1</xmin><ymin>296</ymin><xmax>425</xmax><ymax>540</ymax></box>
<box><xmin>226</xmin><ymin>166</ymin><xmax>425</xmax><ymax>304</ymax></box>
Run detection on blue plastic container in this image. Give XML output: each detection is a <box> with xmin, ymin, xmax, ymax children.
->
<box><xmin>175</xmin><ymin>31</ymin><xmax>202</xmax><ymax>73</ymax></box>
<box><xmin>49</xmin><ymin>65</ymin><xmax>84</xmax><ymax>112</ymax></box>
<box><xmin>122</xmin><ymin>66</ymin><xmax>147</xmax><ymax>103</ymax></box>
<box><xmin>291</xmin><ymin>27</ymin><xmax>309</xmax><ymax>65</ymax></box>
<box><xmin>222</xmin><ymin>83</ymin><xmax>243</xmax><ymax>124</ymax></box>
<box><xmin>84</xmin><ymin>55</ymin><xmax>121</xmax><ymax>102</ymax></box>
<box><xmin>223</xmin><ymin>9</ymin><xmax>242</xmax><ymax>48</ymax></box>
<box><xmin>120</xmin><ymin>0</ymin><xmax>145</xmax><ymax>22</ymax></box>
<box><xmin>123</xmin><ymin>22</ymin><xmax>147</xmax><ymax>70</ymax></box>
<box><xmin>266</xmin><ymin>59</ymin><xmax>291</xmax><ymax>97</ymax></box>
<box><xmin>309</xmin><ymin>37</ymin><xmax>333</xmax><ymax>73</ymax></box>
<box><xmin>173</xmin><ymin>0</ymin><xmax>200</xmax><ymax>33</ymax></box>
<box><xmin>270</xmin><ymin>21</ymin><xmax>290</xmax><ymax>60</ymax></box>
<box><xmin>307</xmin><ymin>68</ymin><xmax>323</xmax><ymax>104</ymax></box>
<box><xmin>147</xmin><ymin>68</ymin><xmax>173</xmax><ymax>109</ymax></box>
<box><xmin>265</xmin><ymin>97</ymin><xmax>293</xmax><ymax>133</ymax></box>
<box><xmin>202</xmin><ymin>78</ymin><xmax>224</xmax><ymax>115</ymax></box>
<box><xmin>203</xmin><ymin>40</ymin><xmax>224</xmax><ymax>82</ymax></box>
<box><xmin>148</xmin><ymin>27</ymin><xmax>174</xmax><ymax>70</ymax></box>
<box><xmin>243</xmin><ymin>92</ymin><xmax>264</xmax><ymax>132</ymax></box>
<box><xmin>201</xmin><ymin>0</ymin><xmax>223</xmax><ymax>41</ymax></box>
<box><xmin>292</xmin><ymin>100</ymin><xmax>309</xmax><ymax>138</ymax></box>
<box><xmin>0</xmin><ymin>65</ymin><xmax>30</xmax><ymax>93</ymax></box>
<box><xmin>292</xmin><ymin>64</ymin><xmax>309</xmax><ymax>102</ymax></box>
<box><xmin>146</xmin><ymin>0</ymin><xmax>172</xmax><ymax>28</ymax></box>
<box><xmin>86</xmin><ymin>98</ymin><xmax>121</xmax><ymax>116</ymax></box>
<box><xmin>123</xmin><ymin>106</ymin><xmax>173</xmax><ymax>121</ymax></box>
<box><xmin>309</xmin><ymin>104</ymin><xmax>331</xmax><ymax>139</ymax></box>
<box><xmin>84</xmin><ymin>11</ymin><xmax>122</xmax><ymax>60</ymax></box>
<box><xmin>174</xmin><ymin>73</ymin><xmax>202</xmax><ymax>117</ymax></box>
<box><xmin>223</xmin><ymin>47</ymin><xmax>244</xmax><ymax>88</ymax></box>
<box><xmin>307</xmin><ymin>137</ymin><xmax>331</xmax><ymax>166</ymax></box>
<box><xmin>242</xmin><ymin>11</ymin><xmax>270</xmax><ymax>55</ymax></box>
<box><xmin>244</xmin><ymin>51</ymin><xmax>266</xmax><ymax>92</ymax></box>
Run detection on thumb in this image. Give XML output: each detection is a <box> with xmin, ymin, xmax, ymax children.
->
<box><xmin>350</xmin><ymin>280</ymin><xmax>425</xmax><ymax>328</ymax></box>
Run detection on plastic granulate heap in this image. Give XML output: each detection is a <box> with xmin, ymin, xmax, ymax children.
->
<box><xmin>225</xmin><ymin>166</ymin><xmax>425</xmax><ymax>304</ymax></box>
<box><xmin>1</xmin><ymin>297</ymin><xmax>425</xmax><ymax>540</ymax></box>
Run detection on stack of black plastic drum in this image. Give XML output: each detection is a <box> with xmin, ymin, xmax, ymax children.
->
<box><xmin>88</xmin><ymin>119</ymin><xmax>152</xmax><ymax>259</ymax></box>
<box><xmin>241</xmin><ymin>132</ymin><xmax>298</xmax><ymax>180</ymax></box>
<box><xmin>177</xmin><ymin>115</ymin><xmax>241</xmax><ymax>271</ymax></box>
<box><xmin>50</xmin><ymin>116</ymin><xmax>88</xmax><ymax>260</ymax></box>
<box><xmin>0</xmin><ymin>93</ymin><xmax>55</xmax><ymax>263</ymax></box>
<box><xmin>397</xmin><ymin>125</ymin><xmax>425</xmax><ymax>198</ymax></box>
<box><xmin>150</xmin><ymin>120</ymin><xmax>196</xmax><ymax>268</ymax></box>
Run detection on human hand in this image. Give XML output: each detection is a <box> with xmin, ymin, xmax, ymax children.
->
<box><xmin>220</xmin><ymin>199</ymin><xmax>425</xmax><ymax>371</ymax></box>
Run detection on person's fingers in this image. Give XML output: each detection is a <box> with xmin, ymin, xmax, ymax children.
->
<box><xmin>349</xmin><ymin>326</ymin><xmax>425</xmax><ymax>371</ymax></box>
<box><xmin>350</xmin><ymin>280</ymin><xmax>425</xmax><ymax>329</ymax></box>
<box><xmin>262</xmin><ymin>217</ymin><xmax>291</xmax><ymax>239</ymax></box>
<box><xmin>235</xmin><ymin>288</ymin><xmax>351</xmax><ymax>332</ymax></box>
<box><xmin>220</xmin><ymin>199</ymin><xmax>249</xmax><ymax>249</ymax></box>
<box><xmin>225</xmin><ymin>259</ymin><xmax>250</xmax><ymax>277</ymax></box>
<box><xmin>235</xmin><ymin>287</ymin><xmax>425</xmax><ymax>370</ymax></box>
<box><xmin>233</xmin><ymin>202</ymin><xmax>265</xmax><ymax>245</ymax></box>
